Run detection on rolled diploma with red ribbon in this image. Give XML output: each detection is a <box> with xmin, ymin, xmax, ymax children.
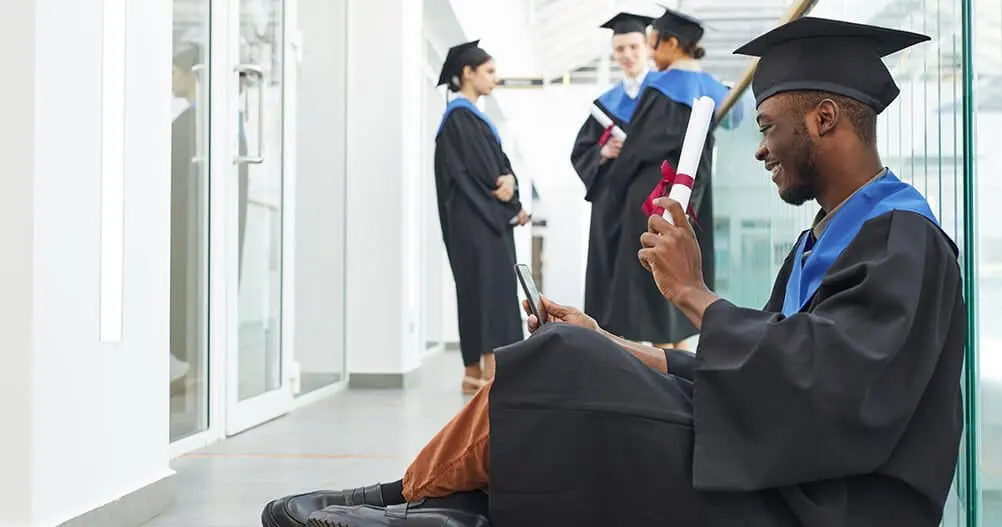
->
<box><xmin>664</xmin><ymin>96</ymin><xmax>716</xmax><ymax>225</ymax></box>
<box><xmin>589</xmin><ymin>104</ymin><xmax>626</xmax><ymax>141</ymax></box>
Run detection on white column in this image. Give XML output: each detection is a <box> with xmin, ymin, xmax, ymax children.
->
<box><xmin>345</xmin><ymin>0</ymin><xmax>425</xmax><ymax>385</ymax></box>
<box><xmin>0</xmin><ymin>0</ymin><xmax>36</xmax><ymax>524</ymax></box>
<box><xmin>421</xmin><ymin>65</ymin><xmax>448</xmax><ymax>350</ymax></box>
<box><xmin>294</xmin><ymin>0</ymin><xmax>350</xmax><ymax>388</ymax></box>
<box><xmin>0</xmin><ymin>0</ymin><xmax>174</xmax><ymax>524</ymax></box>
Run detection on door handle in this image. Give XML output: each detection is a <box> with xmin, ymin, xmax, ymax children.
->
<box><xmin>191</xmin><ymin>63</ymin><xmax>207</xmax><ymax>165</ymax></box>
<box><xmin>234</xmin><ymin>64</ymin><xmax>265</xmax><ymax>165</ymax></box>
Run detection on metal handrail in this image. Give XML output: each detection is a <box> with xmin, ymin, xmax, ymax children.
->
<box><xmin>712</xmin><ymin>0</ymin><xmax>822</xmax><ymax>125</ymax></box>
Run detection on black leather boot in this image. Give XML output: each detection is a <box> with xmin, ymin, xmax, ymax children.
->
<box><xmin>305</xmin><ymin>501</ymin><xmax>490</xmax><ymax>527</ymax></box>
<box><xmin>262</xmin><ymin>485</ymin><xmax>388</xmax><ymax>527</ymax></box>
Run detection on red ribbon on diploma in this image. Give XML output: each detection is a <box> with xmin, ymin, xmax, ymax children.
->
<box><xmin>642</xmin><ymin>161</ymin><xmax>698</xmax><ymax>224</ymax></box>
<box><xmin>597</xmin><ymin>124</ymin><xmax>615</xmax><ymax>146</ymax></box>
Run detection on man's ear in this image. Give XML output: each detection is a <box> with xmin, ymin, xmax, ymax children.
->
<box><xmin>815</xmin><ymin>98</ymin><xmax>839</xmax><ymax>137</ymax></box>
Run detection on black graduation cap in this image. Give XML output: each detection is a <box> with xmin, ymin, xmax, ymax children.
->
<box><xmin>600</xmin><ymin>12</ymin><xmax>655</xmax><ymax>36</ymax></box>
<box><xmin>733</xmin><ymin>17</ymin><xmax>931</xmax><ymax>113</ymax></box>
<box><xmin>652</xmin><ymin>5</ymin><xmax>704</xmax><ymax>45</ymax></box>
<box><xmin>437</xmin><ymin>39</ymin><xmax>482</xmax><ymax>87</ymax></box>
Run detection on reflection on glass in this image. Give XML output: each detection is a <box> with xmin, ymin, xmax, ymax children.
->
<box><xmin>711</xmin><ymin>89</ymin><xmax>818</xmax><ymax>309</ymax></box>
<box><xmin>974</xmin><ymin>0</ymin><xmax>1002</xmax><ymax>522</ymax></box>
<box><xmin>715</xmin><ymin>1</ymin><xmax>980</xmax><ymax>522</ymax></box>
<box><xmin>237</xmin><ymin>0</ymin><xmax>285</xmax><ymax>401</ymax></box>
<box><xmin>170</xmin><ymin>0</ymin><xmax>210</xmax><ymax>442</ymax></box>
<box><xmin>842</xmin><ymin>1</ymin><xmax>970</xmax><ymax>523</ymax></box>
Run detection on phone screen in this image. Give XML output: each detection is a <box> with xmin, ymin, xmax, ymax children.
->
<box><xmin>515</xmin><ymin>264</ymin><xmax>546</xmax><ymax>324</ymax></box>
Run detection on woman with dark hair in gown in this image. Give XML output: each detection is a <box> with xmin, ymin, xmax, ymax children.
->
<box><xmin>432</xmin><ymin>41</ymin><xmax>531</xmax><ymax>394</ymax></box>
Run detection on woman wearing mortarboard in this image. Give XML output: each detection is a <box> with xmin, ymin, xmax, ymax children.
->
<box><xmin>600</xmin><ymin>7</ymin><xmax>745</xmax><ymax>349</ymax></box>
<box><xmin>433</xmin><ymin>41</ymin><xmax>530</xmax><ymax>394</ymax></box>
<box><xmin>570</xmin><ymin>12</ymin><xmax>659</xmax><ymax>323</ymax></box>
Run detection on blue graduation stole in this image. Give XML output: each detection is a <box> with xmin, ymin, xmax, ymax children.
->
<box><xmin>437</xmin><ymin>96</ymin><xmax>501</xmax><ymax>144</ymax></box>
<box><xmin>597</xmin><ymin>71</ymin><xmax>660</xmax><ymax>123</ymax></box>
<box><xmin>648</xmin><ymin>68</ymin><xmax>729</xmax><ymax>110</ymax></box>
<box><xmin>781</xmin><ymin>170</ymin><xmax>939</xmax><ymax>317</ymax></box>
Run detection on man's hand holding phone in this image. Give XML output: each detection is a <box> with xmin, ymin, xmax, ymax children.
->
<box><xmin>523</xmin><ymin>296</ymin><xmax>598</xmax><ymax>334</ymax></box>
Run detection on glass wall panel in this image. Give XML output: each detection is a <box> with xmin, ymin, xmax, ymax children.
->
<box><xmin>170</xmin><ymin>0</ymin><xmax>211</xmax><ymax>442</ymax></box>
<box><xmin>711</xmin><ymin>88</ymin><xmax>818</xmax><ymax>309</ymax></box>
<box><xmin>236</xmin><ymin>0</ymin><xmax>285</xmax><ymax>402</ymax></box>
<box><xmin>973</xmin><ymin>0</ymin><xmax>1002</xmax><ymax>522</ymax></box>
<box><xmin>810</xmin><ymin>2</ymin><xmax>970</xmax><ymax>524</ymax></box>
<box><xmin>712</xmin><ymin>0</ymin><xmax>971</xmax><ymax>523</ymax></box>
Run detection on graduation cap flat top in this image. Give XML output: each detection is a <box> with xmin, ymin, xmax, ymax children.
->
<box><xmin>734</xmin><ymin>17</ymin><xmax>930</xmax><ymax>113</ymax></box>
<box><xmin>600</xmin><ymin>12</ymin><xmax>655</xmax><ymax>35</ymax></box>
<box><xmin>652</xmin><ymin>5</ymin><xmax>704</xmax><ymax>45</ymax></box>
<box><xmin>437</xmin><ymin>39</ymin><xmax>483</xmax><ymax>87</ymax></box>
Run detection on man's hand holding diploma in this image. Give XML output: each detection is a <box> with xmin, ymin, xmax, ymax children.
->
<box><xmin>639</xmin><ymin>199</ymin><xmax>720</xmax><ymax>329</ymax></box>
<box><xmin>638</xmin><ymin>95</ymin><xmax>721</xmax><ymax>328</ymax></box>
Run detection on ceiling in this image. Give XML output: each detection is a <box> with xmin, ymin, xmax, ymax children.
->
<box><xmin>530</xmin><ymin>0</ymin><xmax>798</xmax><ymax>83</ymax></box>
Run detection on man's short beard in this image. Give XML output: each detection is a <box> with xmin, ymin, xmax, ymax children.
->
<box><xmin>780</xmin><ymin>121</ymin><xmax>821</xmax><ymax>206</ymax></box>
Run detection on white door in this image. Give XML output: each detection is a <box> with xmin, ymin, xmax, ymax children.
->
<box><xmin>220</xmin><ymin>0</ymin><xmax>296</xmax><ymax>435</ymax></box>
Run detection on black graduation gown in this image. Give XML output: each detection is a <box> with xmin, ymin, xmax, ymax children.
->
<box><xmin>434</xmin><ymin>107</ymin><xmax>524</xmax><ymax>366</ymax></box>
<box><xmin>600</xmin><ymin>73</ymin><xmax>726</xmax><ymax>344</ymax></box>
<box><xmin>569</xmin><ymin>103</ymin><xmax>628</xmax><ymax>320</ymax></box>
<box><xmin>489</xmin><ymin>210</ymin><xmax>965</xmax><ymax>526</ymax></box>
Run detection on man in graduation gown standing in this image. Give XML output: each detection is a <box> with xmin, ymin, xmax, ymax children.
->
<box><xmin>600</xmin><ymin>8</ymin><xmax>743</xmax><ymax>348</ymax></box>
<box><xmin>270</xmin><ymin>18</ymin><xmax>966</xmax><ymax>527</ymax></box>
<box><xmin>570</xmin><ymin>12</ymin><xmax>657</xmax><ymax>320</ymax></box>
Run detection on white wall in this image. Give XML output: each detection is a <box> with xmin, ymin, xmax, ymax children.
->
<box><xmin>421</xmin><ymin>62</ymin><xmax>451</xmax><ymax>347</ymax></box>
<box><xmin>0</xmin><ymin>0</ymin><xmax>36</xmax><ymax>524</ymax></box>
<box><xmin>294</xmin><ymin>0</ymin><xmax>349</xmax><ymax>382</ymax></box>
<box><xmin>345</xmin><ymin>0</ymin><xmax>425</xmax><ymax>376</ymax></box>
<box><xmin>0</xmin><ymin>0</ymin><xmax>173</xmax><ymax>525</ymax></box>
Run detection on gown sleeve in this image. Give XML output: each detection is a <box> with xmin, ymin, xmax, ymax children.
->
<box><xmin>570</xmin><ymin>116</ymin><xmax>610</xmax><ymax>202</ymax></box>
<box><xmin>435</xmin><ymin>110</ymin><xmax>512</xmax><ymax>235</ymax></box>
<box><xmin>665</xmin><ymin>349</ymin><xmax>697</xmax><ymax>381</ymax></box>
<box><xmin>605</xmin><ymin>92</ymin><xmax>688</xmax><ymax>204</ymax></box>
<box><xmin>501</xmin><ymin>151</ymin><xmax>523</xmax><ymax>217</ymax></box>
<box><xmin>690</xmin><ymin>211</ymin><xmax>965</xmax><ymax>492</ymax></box>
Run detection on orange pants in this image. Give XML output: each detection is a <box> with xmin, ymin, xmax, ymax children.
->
<box><xmin>401</xmin><ymin>381</ymin><xmax>492</xmax><ymax>501</ymax></box>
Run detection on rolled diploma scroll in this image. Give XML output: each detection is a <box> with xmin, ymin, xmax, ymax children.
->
<box><xmin>664</xmin><ymin>96</ymin><xmax>716</xmax><ymax>225</ymax></box>
<box><xmin>589</xmin><ymin>104</ymin><xmax>627</xmax><ymax>141</ymax></box>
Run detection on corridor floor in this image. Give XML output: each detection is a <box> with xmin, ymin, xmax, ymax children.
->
<box><xmin>145</xmin><ymin>350</ymin><xmax>469</xmax><ymax>527</ymax></box>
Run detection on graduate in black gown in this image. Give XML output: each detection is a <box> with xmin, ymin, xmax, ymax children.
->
<box><xmin>170</xmin><ymin>45</ymin><xmax>200</xmax><ymax>388</ymax></box>
<box><xmin>570</xmin><ymin>12</ymin><xmax>658</xmax><ymax>320</ymax></box>
<box><xmin>433</xmin><ymin>41</ymin><xmax>530</xmax><ymax>394</ymax></box>
<box><xmin>284</xmin><ymin>18</ymin><xmax>966</xmax><ymax>527</ymax></box>
<box><xmin>600</xmin><ymin>7</ymin><xmax>745</xmax><ymax>348</ymax></box>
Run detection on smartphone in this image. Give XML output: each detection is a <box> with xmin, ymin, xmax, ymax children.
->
<box><xmin>515</xmin><ymin>263</ymin><xmax>547</xmax><ymax>324</ymax></box>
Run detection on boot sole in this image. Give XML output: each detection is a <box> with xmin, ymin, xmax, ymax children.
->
<box><xmin>261</xmin><ymin>499</ymin><xmax>309</xmax><ymax>527</ymax></box>
<box><xmin>305</xmin><ymin>518</ymin><xmax>352</xmax><ymax>527</ymax></box>
<box><xmin>260</xmin><ymin>502</ymin><xmax>282</xmax><ymax>527</ymax></box>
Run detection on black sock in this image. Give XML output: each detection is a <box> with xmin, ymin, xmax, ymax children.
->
<box><xmin>379</xmin><ymin>480</ymin><xmax>405</xmax><ymax>505</ymax></box>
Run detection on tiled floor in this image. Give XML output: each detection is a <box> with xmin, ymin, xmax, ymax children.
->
<box><xmin>145</xmin><ymin>344</ymin><xmax>999</xmax><ymax>526</ymax></box>
<box><xmin>145</xmin><ymin>351</ymin><xmax>470</xmax><ymax>527</ymax></box>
